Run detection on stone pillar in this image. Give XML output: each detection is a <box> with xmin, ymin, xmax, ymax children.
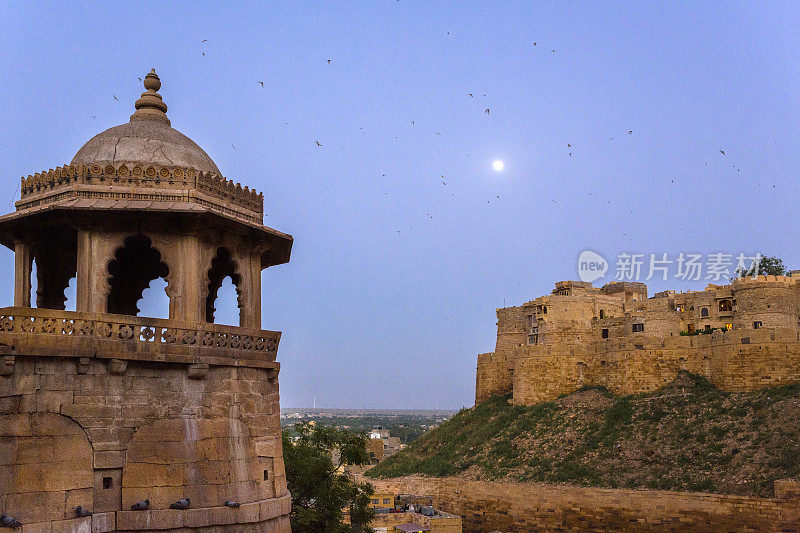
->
<box><xmin>240</xmin><ymin>250</ymin><xmax>262</xmax><ymax>330</ymax></box>
<box><xmin>13</xmin><ymin>241</ymin><xmax>32</xmax><ymax>307</ymax></box>
<box><xmin>181</xmin><ymin>235</ymin><xmax>203</xmax><ymax>324</ymax></box>
<box><xmin>76</xmin><ymin>230</ymin><xmax>111</xmax><ymax>314</ymax></box>
<box><xmin>75</xmin><ymin>230</ymin><xmax>91</xmax><ymax>312</ymax></box>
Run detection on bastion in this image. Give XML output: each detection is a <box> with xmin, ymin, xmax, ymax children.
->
<box><xmin>477</xmin><ymin>278</ymin><xmax>800</xmax><ymax>405</ymax></box>
<box><xmin>0</xmin><ymin>70</ymin><xmax>293</xmax><ymax>532</ymax></box>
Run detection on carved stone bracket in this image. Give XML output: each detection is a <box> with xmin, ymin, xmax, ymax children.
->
<box><xmin>188</xmin><ymin>362</ymin><xmax>209</xmax><ymax>379</ymax></box>
<box><xmin>108</xmin><ymin>358</ymin><xmax>127</xmax><ymax>375</ymax></box>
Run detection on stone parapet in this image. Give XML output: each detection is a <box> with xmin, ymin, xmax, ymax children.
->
<box><xmin>17</xmin><ymin>161</ymin><xmax>264</xmax><ymax>222</ymax></box>
<box><xmin>366</xmin><ymin>476</ymin><xmax>800</xmax><ymax>533</ymax></box>
<box><xmin>0</xmin><ymin>307</ymin><xmax>280</xmax><ymax>368</ymax></box>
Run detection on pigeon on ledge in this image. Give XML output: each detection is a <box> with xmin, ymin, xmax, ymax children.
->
<box><xmin>0</xmin><ymin>515</ymin><xmax>21</xmax><ymax>528</ymax></box>
<box><xmin>75</xmin><ymin>506</ymin><xmax>92</xmax><ymax>518</ymax></box>
<box><xmin>224</xmin><ymin>501</ymin><xmax>240</xmax><ymax>508</ymax></box>
<box><xmin>170</xmin><ymin>498</ymin><xmax>191</xmax><ymax>510</ymax></box>
<box><xmin>130</xmin><ymin>499</ymin><xmax>150</xmax><ymax>511</ymax></box>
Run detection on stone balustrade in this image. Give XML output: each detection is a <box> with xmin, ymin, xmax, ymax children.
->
<box><xmin>0</xmin><ymin>306</ymin><xmax>280</xmax><ymax>369</ymax></box>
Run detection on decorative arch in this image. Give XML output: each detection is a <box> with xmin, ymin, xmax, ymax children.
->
<box><xmin>205</xmin><ymin>247</ymin><xmax>243</xmax><ymax>324</ymax></box>
<box><xmin>106</xmin><ymin>234</ymin><xmax>170</xmax><ymax>316</ymax></box>
<box><xmin>30</xmin><ymin>225</ymin><xmax>78</xmax><ymax>310</ymax></box>
<box><xmin>701</xmin><ymin>307</ymin><xmax>709</xmax><ymax>318</ymax></box>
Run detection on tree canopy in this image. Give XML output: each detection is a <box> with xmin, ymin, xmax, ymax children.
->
<box><xmin>733</xmin><ymin>255</ymin><xmax>787</xmax><ymax>279</ymax></box>
<box><xmin>283</xmin><ymin>422</ymin><xmax>375</xmax><ymax>533</ymax></box>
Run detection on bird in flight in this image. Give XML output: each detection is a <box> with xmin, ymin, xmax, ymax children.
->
<box><xmin>567</xmin><ymin>144</ymin><xmax>571</xmax><ymax>147</ymax></box>
<box><xmin>628</xmin><ymin>130</ymin><xmax>632</xmax><ymax>135</ymax></box>
<box><xmin>259</xmin><ymin>81</ymin><xmax>264</xmax><ymax>87</ymax></box>
<box><xmin>315</xmin><ymin>140</ymin><xmax>322</xmax><ymax>147</ymax></box>
<box><xmin>719</xmin><ymin>149</ymin><xmax>725</xmax><ymax>155</ymax></box>
<box><xmin>232</xmin><ymin>144</ymin><xmax>236</xmax><ymax>149</ymax></box>
<box><xmin>138</xmin><ymin>77</ymin><xmax>142</xmax><ymax>82</ymax></box>
<box><xmin>534</xmin><ymin>42</ymin><xmax>537</xmax><ymax>46</ymax></box>
<box><xmin>202</xmin><ymin>39</ymin><xmax>208</xmax><ymax>42</ymax></box>
<box><xmin>551</xmin><ymin>49</ymin><xmax>556</xmax><ymax>52</ymax></box>
<box><xmin>327</xmin><ymin>59</ymin><xmax>331</xmax><ymax>64</ymax></box>
<box><xmin>202</xmin><ymin>52</ymin><xmax>205</xmax><ymax>56</ymax></box>
<box><xmin>91</xmin><ymin>115</ymin><xmax>96</xmax><ymax>119</ymax></box>
<box><xmin>113</xmin><ymin>94</ymin><xmax>118</xmax><ymax>101</ymax></box>
<box><xmin>485</xmin><ymin>108</ymin><xmax>490</xmax><ymax>115</ymax></box>
<box><xmin>469</xmin><ymin>93</ymin><xmax>473</xmax><ymax>97</ymax></box>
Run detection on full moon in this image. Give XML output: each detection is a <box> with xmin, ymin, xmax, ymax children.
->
<box><xmin>492</xmin><ymin>160</ymin><xmax>505</xmax><ymax>171</ymax></box>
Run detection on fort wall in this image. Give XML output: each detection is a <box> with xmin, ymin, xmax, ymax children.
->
<box><xmin>366</xmin><ymin>476</ymin><xmax>800</xmax><ymax>533</ymax></box>
<box><xmin>476</xmin><ymin>277</ymin><xmax>800</xmax><ymax>405</ymax></box>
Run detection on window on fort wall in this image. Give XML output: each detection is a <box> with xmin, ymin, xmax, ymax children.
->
<box><xmin>601</xmin><ymin>328</ymin><xmax>609</xmax><ymax>339</ymax></box>
<box><xmin>753</xmin><ymin>321</ymin><xmax>762</xmax><ymax>329</ymax></box>
<box><xmin>719</xmin><ymin>300</ymin><xmax>733</xmax><ymax>312</ymax></box>
<box><xmin>632</xmin><ymin>323</ymin><xmax>644</xmax><ymax>332</ymax></box>
<box><xmin>599</xmin><ymin>310</ymin><xmax>605</xmax><ymax>319</ymax></box>
<box><xmin>701</xmin><ymin>307</ymin><xmax>709</xmax><ymax>318</ymax></box>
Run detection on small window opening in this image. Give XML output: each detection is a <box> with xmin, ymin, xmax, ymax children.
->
<box><xmin>103</xmin><ymin>477</ymin><xmax>112</xmax><ymax>489</ymax></box>
<box><xmin>632</xmin><ymin>323</ymin><xmax>644</xmax><ymax>332</ymax></box>
<box><xmin>753</xmin><ymin>321</ymin><xmax>762</xmax><ymax>329</ymax></box>
<box><xmin>599</xmin><ymin>310</ymin><xmax>605</xmax><ymax>319</ymax></box>
<box><xmin>701</xmin><ymin>307</ymin><xmax>709</xmax><ymax>318</ymax></box>
<box><xmin>263</xmin><ymin>469</ymin><xmax>269</xmax><ymax>481</ymax></box>
<box><xmin>601</xmin><ymin>328</ymin><xmax>609</xmax><ymax>339</ymax></box>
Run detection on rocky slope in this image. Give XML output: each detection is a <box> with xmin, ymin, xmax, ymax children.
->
<box><xmin>366</xmin><ymin>372</ymin><xmax>800</xmax><ymax>497</ymax></box>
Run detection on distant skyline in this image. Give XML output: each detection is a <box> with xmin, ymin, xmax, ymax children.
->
<box><xmin>2</xmin><ymin>2</ymin><xmax>799</xmax><ymax>409</ymax></box>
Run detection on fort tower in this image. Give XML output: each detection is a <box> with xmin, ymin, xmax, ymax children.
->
<box><xmin>0</xmin><ymin>70</ymin><xmax>293</xmax><ymax>532</ymax></box>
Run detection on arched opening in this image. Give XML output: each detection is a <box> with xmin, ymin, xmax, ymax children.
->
<box><xmin>206</xmin><ymin>247</ymin><xmax>242</xmax><ymax>325</ymax></box>
<box><xmin>107</xmin><ymin>235</ymin><xmax>170</xmax><ymax>316</ymax></box>
<box><xmin>701</xmin><ymin>307</ymin><xmax>709</xmax><ymax>318</ymax></box>
<box><xmin>136</xmin><ymin>277</ymin><xmax>170</xmax><ymax>319</ymax></box>
<box><xmin>29</xmin><ymin>226</ymin><xmax>78</xmax><ymax>310</ymax></box>
<box><xmin>64</xmin><ymin>276</ymin><xmax>77</xmax><ymax>311</ymax></box>
<box><xmin>599</xmin><ymin>309</ymin><xmax>605</xmax><ymax>319</ymax></box>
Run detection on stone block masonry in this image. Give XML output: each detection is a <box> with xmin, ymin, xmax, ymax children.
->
<box><xmin>476</xmin><ymin>277</ymin><xmax>800</xmax><ymax>405</ymax></box>
<box><xmin>367</xmin><ymin>476</ymin><xmax>800</xmax><ymax>532</ymax></box>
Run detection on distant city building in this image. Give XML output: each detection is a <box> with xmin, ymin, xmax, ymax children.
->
<box><xmin>368</xmin><ymin>427</ymin><xmax>403</xmax><ymax>463</ymax></box>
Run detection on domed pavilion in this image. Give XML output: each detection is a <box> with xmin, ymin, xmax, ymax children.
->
<box><xmin>0</xmin><ymin>70</ymin><xmax>293</xmax><ymax>532</ymax></box>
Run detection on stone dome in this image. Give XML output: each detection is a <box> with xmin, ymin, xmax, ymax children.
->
<box><xmin>71</xmin><ymin>69</ymin><xmax>221</xmax><ymax>175</ymax></box>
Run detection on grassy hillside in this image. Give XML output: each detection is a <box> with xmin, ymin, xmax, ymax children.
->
<box><xmin>365</xmin><ymin>372</ymin><xmax>800</xmax><ymax>497</ymax></box>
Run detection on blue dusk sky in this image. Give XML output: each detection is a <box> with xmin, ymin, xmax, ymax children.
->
<box><xmin>1</xmin><ymin>2</ymin><xmax>799</xmax><ymax>409</ymax></box>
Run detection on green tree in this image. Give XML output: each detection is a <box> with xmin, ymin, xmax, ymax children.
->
<box><xmin>733</xmin><ymin>255</ymin><xmax>787</xmax><ymax>279</ymax></box>
<box><xmin>283</xmin><ymin>422</ymin><xmax>375</xmax><ymax>533</ymax></box>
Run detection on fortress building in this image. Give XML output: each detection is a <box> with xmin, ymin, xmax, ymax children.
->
<box><xmin>0</xmin><ymin>71</ymin><xmax>293</xmax><ymax>531</ymax></box>
<box><xmin>476</xmin><ymin>277</ymin><xmax>800</xmax><ymax>406</ymax></box>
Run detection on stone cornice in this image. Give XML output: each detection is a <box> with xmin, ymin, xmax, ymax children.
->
<box><xmin>19</xmin><ymin>160</ymin><xmax>264</xmax><ymax>216</ymax></box>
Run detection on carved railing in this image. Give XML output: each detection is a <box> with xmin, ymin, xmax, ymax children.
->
<box><xmin>17</xmin><ymin>161</ymin><xmax>264</xmax><ymax>220</ymax></box>
<box><xmin>0</xmin><ymin>307</ymin><xmax>280</xmax><ymax>368</ymax></box>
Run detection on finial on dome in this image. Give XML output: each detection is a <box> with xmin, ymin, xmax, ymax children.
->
<box><xmin>130</xmin><ymin>68</ymin><xmax>170</xmax><ymax>125</ymax></box>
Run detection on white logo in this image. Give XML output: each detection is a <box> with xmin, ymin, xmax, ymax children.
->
<box><xmin>578</xmin><ymin>250</ymin><xmax>608</xmax><ymax>283</ymax></box>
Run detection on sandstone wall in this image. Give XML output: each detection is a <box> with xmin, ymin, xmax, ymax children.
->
<box><xmin>0</xmin><ymin>355</ymin><xmax>290</xmax><ymax>532</ymax></box>
<box><xmin>366</xmin><ymin>476</ymin><xmax>800</xmax><ymax>533</ymax></box>
<box><xmin>475</xmin><ymin>353</ymin><xmax>512</xmax><ymax>404</ymax></box>
<box><xmin>496</xmin><ymin>329</ymin><xmax>800</xmax><ymax>405</ymax></box>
